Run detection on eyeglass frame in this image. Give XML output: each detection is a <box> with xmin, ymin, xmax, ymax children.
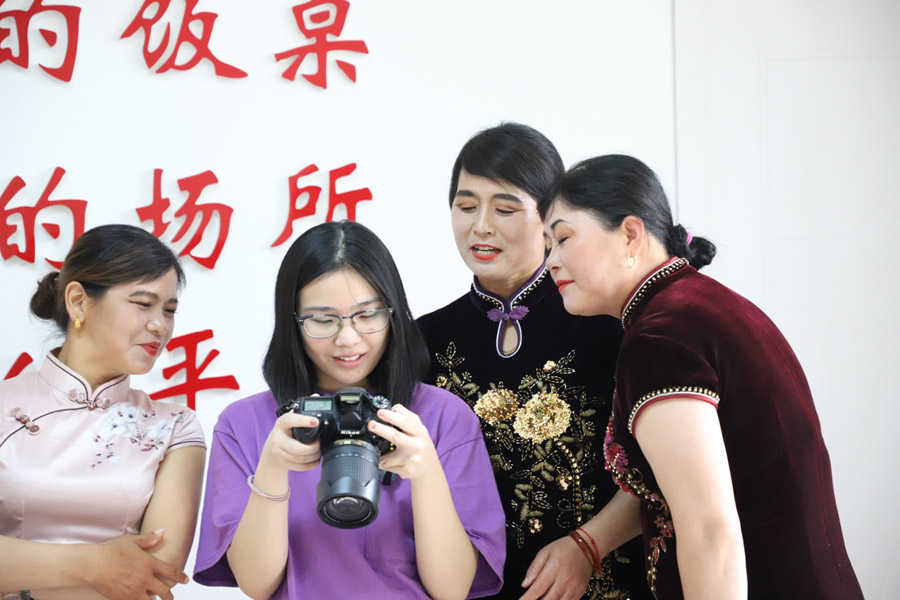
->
<box><xmin>293</xmin><ymin>307</ymin><xmax>394</xmax><ymax>339</ymax></box>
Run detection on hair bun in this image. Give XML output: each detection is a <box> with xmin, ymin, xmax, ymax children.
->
<box><xmin>30</xmin><ymin>271</ymin><xmax>62</xmax><ymax>321</ymax></box>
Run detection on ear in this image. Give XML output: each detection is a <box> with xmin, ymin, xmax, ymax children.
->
<box><xmin>621</xmin><ymin>215</ymin><xmax>647</xmax><ymax>256</ymax></box>
<box><xmin>64</xmin><ymin>281</ymin><xmax>89</xmax><ymax>324</ymax></box>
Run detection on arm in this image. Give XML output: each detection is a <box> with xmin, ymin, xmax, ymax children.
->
<box><xmin>0</xmin><ymin>531</ymin><xmax>187</xmax><ymax>600</ymax></box>
<box><xmin>12</xmin><ymin>447</ymin><xmax>204</xmax><ymax>600</ymax></box>
<box><xmin>519</xmin><ymin>488</ymin><xmax>642</xmax><ymax>600</ymax></box>
<box><xmin>370</xmin><ymin>405</ymin><xmax>478</xmax><ymax>600</ymax></box>
<box><xmin>141</xmin><ymin>446</ymin><xmax>207</xmax><ymax>568</ymax></box>
<box><xmin>633</xmin><ymin>398</ymin><xmax>746</xmax><ymax>599</ymax></box>
<box><xmin>225</xmin><ymin>411</ymin><xmax>321</xmax><ymax>600</ymax></box>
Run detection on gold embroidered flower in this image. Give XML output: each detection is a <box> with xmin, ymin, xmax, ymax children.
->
<box><xmin>474</xmin><ymin>388</ymin><xmax>519</xmax><ymax>425</ymax></box>
<box><xmin>542</xmin><ymin>360</ymin><xmax>557</xmax><ymax>372</ymax></box>
<box><xmin>528</xmin><ymin>518</ymin><xmax>543</xmax><ymax>533</ymax></box>
<box><xmin>513</xmin><ymin>392</ymin><xmax>571</xmax><ymax>443</ymax></box>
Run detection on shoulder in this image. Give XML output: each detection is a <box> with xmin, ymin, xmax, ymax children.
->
<box><xmin>416</xmin><ymin>292</ymin><xmax>471</xmax><ymax>328</ymax></box>
<box><xmin>408</xmin><ymin>382</ymin><xmax>480</xmax><ymax>432</ymax></box>
<box><xmin>0</xmin><ymin>370</ymin><xmax>44</xmax><ymax>397</ymax></box>
<box><xmin>213</xmin><ymin>390</ymin><xmax>280</xmax><ymax>437</ymax></box>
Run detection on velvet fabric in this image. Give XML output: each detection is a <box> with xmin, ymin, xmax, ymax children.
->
<box><xmin>418</xmin><ymin>266</ymin><xmax>651</xmax><ymax>600</ymax></box>
<box><xmin>605</xmin><ymin>258</ymin><xmax>863</xmax><ymax>599</ymax></box>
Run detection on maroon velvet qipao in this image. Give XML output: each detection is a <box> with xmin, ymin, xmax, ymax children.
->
<box><xmin>418</xmin><ymin>265</ymin><xmax>651</xmax><ymax>600</ymax></box>
<box><xmin>604</xmin><ymin>258</ymin><xmax>862</xmax><ymax>599</ymax></box>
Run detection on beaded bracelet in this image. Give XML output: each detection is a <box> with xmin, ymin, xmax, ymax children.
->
<box><xmin>247</xmin><ymin>475</ymin><xmax>290</xmax><ymax>502</ymax></box>
<box><xmin>567</xmin><ymin>530</ymin><xmax>598</xmax><ymax>571</ymax></box>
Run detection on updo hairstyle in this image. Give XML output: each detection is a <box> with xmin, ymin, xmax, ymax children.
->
<box><xmin>540</xmin><ymin>154</ymin><xmax>717</xmax><ymax>269</ymax></box>
<box><xmin>29</xmin><ymin>224</ymin><xmax>185</xmax><ymax>333</ymax></box>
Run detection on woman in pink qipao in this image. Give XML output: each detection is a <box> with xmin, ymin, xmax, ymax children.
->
<box><xmin>0</xmin><ymin>225</ymin><xmax>206</xmax><ymax>600</ymax></box>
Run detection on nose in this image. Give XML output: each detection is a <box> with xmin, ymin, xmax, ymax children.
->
<box><xmin>473</xmin><ymin>205</ymin><xmax>494</xmax><ymax>237</ymax></box>
<box><xmin>147</xmin><ymin>316</ymin><xmax>168</xmax><ymax>336</ymax></box>
<box><xmin>546</xmin><ymin>243</ymin><xmax>561</xmax><ymax>272</ymax></box>
<box><xmin>333</xmin><ymin>319</ymin><xmax>362</xmax><ymax>345</ymax></box>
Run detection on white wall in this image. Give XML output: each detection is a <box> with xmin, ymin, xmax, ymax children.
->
<box><xmin>674</xmin><ymin>0</ymin><xmax>900</xmax><ymax>597</ymax></box>
<box><xmin>1</xmin><ymin>2</ymin><xmax>675</xmax><ymax>598</ymax></box>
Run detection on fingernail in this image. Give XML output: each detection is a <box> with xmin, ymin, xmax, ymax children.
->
<box><xmin>152</xmin><ymin>528</ymin><xmax>165</xmax><ymax>536</ymax></box>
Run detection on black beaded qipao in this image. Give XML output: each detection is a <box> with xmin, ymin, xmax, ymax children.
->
<box><xmin>417</xmin><ymin>266</ymin><xmax>651</xmax><ymax>600</ymax></box>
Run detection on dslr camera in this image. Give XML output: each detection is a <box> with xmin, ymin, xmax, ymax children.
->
<box><xmin>277</xmin><ymin>387</ymin><xmax>394</xmax><ymax>528</ymax></box>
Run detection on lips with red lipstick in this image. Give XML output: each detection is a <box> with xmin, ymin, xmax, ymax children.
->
<box><xmin>555</xmin><ymin>280</ymin><xmax>573</xmax><ymax>293</ymax></box>
<box><xmin>470</xmin><ymin>243</ymin><xmax>501</xmax><ymax>261</ymax></box>
<box><xmin>139</xmin><ymin>342</ymin><xmax>161</xmax><ymax>356</ymax></box>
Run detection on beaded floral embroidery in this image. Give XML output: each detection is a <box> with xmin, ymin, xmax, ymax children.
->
<box><xmin>604</xmin><ymin>413</ymin><xmax>674</xmax><ymax>594</ymax></box>
<box><xmin>434</xmin><ymin>343</ymin><xmax>633</xmax><ymax>599</ymax></box>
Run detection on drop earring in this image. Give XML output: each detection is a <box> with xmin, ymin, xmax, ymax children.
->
<box><xmin>74</xmin><ymin>317</ymin><xmax>82</xmax><ymax>330</ymax></box>
<box><xmin>627</xmin><ymin>255</ymin><xmax>636</xmax><ymax>268</ymax></box>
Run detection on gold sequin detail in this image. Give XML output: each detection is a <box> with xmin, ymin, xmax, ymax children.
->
<box><xmin>473</xmin><ymin>388</ymin><xmax>519</xmax><ymax>425</ymax></box>
<box><xmin>513</xmin><ymin>392</ymin><xmax>572</xmax><ymax>443</ymax></box>
<box><xmin>542</xmin><ymin>360</ymin><xmax>557</xmax><ymax>371</ymax></box>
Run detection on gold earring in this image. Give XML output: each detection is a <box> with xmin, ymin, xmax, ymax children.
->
<box><xmin>74</xmin><ymin>317</ymin><xmax>82</xmax><ymax>330</ymax></box>
<box><xmin>627</xmin><ymin>256</ymin><xmax>636</xmax><ymax>268</ymax></box>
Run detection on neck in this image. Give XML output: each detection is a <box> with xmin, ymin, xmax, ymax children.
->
<box><xmin>56</xmin><ymin>340</ymin><xmax>120</xmax><ymax>392</ymax></box>
<box><xmin>477</xmin><ymin>260</ymin><xmax>544</xmax><ymax>301</ymax></box>
<box><xmin>617</xmin><ymin>241</ymin><xmax>672</xmax><ymax>312</ymax></box>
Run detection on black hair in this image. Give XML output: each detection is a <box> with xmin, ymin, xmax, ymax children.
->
<box><xmin>263</xmin><ymin>220</ymin><xmax>429</xmax><ymax>408</ymax></box>
<box><xmin>448</xmin><ymin>122</ymin><xmax>564</xmax><ymax>207</ymax></box>
<box><xmin>540</xmin><ymin>154</ymin><xmax>716</xmax><ymax>269</ymax></box>
<box><xmin>30</xmin><ymin>224</ymin><xmax>186</xmax><ymax>332</ymax></box>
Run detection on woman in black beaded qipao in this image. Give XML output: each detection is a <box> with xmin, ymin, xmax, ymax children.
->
<box><xmin>417</xmin><ymin>124</ymin><xmax>650</xmax><ymax>600</ymax></box>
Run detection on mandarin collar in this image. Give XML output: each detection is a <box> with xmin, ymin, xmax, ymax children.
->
<box><xmin>468</xmin><ymin>263</ymin><xmax>552</xmax><ymax>358</ymax></box>
<box><xmin>39</xmin><ymin>350</ymin><xmax>130</xmax><ymax>410</ymax></box>
<box><xmin>619</xmin><ymin>257</ymin><xmax>690</xmax><ymax>329</ymax></box>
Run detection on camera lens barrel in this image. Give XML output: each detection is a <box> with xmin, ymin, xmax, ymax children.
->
<box><xmin>316</xmin><ymin>438</ymin><xmax>382</xmax><ymax>528</ymax></box>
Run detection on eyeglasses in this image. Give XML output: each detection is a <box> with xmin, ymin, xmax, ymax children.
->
<box><xmin>294</xmin><ymin>307</ymin><xmax>394</xmax><ymax>339</ymax></box>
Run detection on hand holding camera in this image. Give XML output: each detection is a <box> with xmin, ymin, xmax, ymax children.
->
<box><xmin>367</xmin><ymin>404</ymin><xmax>441</xmax><ymax>483</ymax></box>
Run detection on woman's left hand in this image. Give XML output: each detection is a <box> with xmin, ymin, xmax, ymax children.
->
<box><xmin>519</xmin><ymin>535</ymin><xmax>594</xmax><ymax>600</ymax></box>
<box><xmin>367</xmin><ymin>405</ymin><xmax>440</xmax><ymax>481</ymax></box>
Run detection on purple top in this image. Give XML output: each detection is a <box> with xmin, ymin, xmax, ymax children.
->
<box><xmin>194</xmin><ymin>382</ymin><xmax>505</xmax><ymax>599</ymax></box>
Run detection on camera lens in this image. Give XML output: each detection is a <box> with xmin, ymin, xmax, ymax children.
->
<box><xmin>316</xmin><ymin>438</ymin><xmax>382</xmax><ymax>528</ymax></box>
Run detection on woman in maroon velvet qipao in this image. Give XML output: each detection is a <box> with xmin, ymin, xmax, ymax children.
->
<box><xmin>538</xmin><ymin>154</ymin><xmax>863</xmax><ymax>599</ymax></box>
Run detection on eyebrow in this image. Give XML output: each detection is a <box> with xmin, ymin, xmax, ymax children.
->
<box><xmin>301</xmin><ymin>298</ymin><xmax>382</xmax><ymax>313</ymax></box>
<box><xmin>129</xmin><ymin>291</ymin><xmax>178</xmax><ymax>305</ymax></box>
<box><xmin>455</xmin><ymin>189</ymin><xmax>524</xmax><ymax>204</ymax></box>
<box><xmin>549</xmin><ymin>219</ymin><xmax>569</xmax><ymax>231</ymax></box>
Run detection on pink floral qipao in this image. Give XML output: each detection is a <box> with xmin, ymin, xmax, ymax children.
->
<box><xmin>0</xmin><ymin>351</ymin><xmax>205</xmax><ymax>546</ymax></box>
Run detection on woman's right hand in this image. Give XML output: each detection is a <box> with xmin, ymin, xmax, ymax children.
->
<box><xmin>258</xmin><ymin>411</ymin><xmax>322</xmax><ymax>473</ymax></box>
<box><xmin>85</xmin><ymin>529</ymin><xmax>187</xmax><ymax>600</ymax></box>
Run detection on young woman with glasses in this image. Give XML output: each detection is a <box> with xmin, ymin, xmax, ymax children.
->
<box><xmin>193</xmin><ymin>220</ymin><xmax>505</xmax><ymax>600</ymax></box>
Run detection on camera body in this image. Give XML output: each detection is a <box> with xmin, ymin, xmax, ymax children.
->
<box><xmin>278</xmin><ymin>387</ymin><xmax>394</xmax><ymax>529</ymax></box>
<box><xmin>287</xmin><ymin>386</ymin><xmax>393</xmax><ymax>452</ymax></box>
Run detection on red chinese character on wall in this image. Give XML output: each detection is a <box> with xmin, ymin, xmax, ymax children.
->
<box><xmin>136</xmin><ymin>168</ymin><xmax>232</xmax><ymax>269</ymax></box>
<box><xmin>150</xmin><ymin>329</ymin><xmax>239</xmax><ymax>410</ymax></box>
<box><xmin>1</xmin><ymin>167</ymin><xmax>86</xmax><ymax>268</ymax></box>
<box><xmin>0</xmin><ymin>0</ymin><xmax>80</xmax><ymax>81</ymax></box>
<box><xmin>121</xmin><ymin>0</ymin><xmax>247</xmax><ymax>78</ymax></box>
<box><xmin>4</xmin><ymin>352</ymin><xmax>34</xmax><ymax>380</ymax></box>
<box><xmin>275</xmin><ymin>0</ymin><xmax>368</xmax><ymax>89</ymax></box>
<box><xmin>272</xmin><ymin>162</ymin><xmax>372</xmax><ymax>247</ymax></box>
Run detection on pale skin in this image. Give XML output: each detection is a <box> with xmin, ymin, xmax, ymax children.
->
<box><xmin>0</xmin><ymin>271</ymin><xmax>205</xmax><ymax>600</ymax></box>
<box><xmin>227</xmin><ymin>269</ymin><xmax>478</xmax><ymax>600</ymax></box>
<box><xmin>544</xmin><ymin>202</ymin><xmax>748</xmax><ymax>598</ymax></box>
<box><xmin>448</xmin><ymin>173</ymin><xmax>648</xmax><ymax>598</ymax></box>
<box><xmin>451</xmin><ymin>171</ymin><xmax>547</xmax><ymax>355</ymax></box>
